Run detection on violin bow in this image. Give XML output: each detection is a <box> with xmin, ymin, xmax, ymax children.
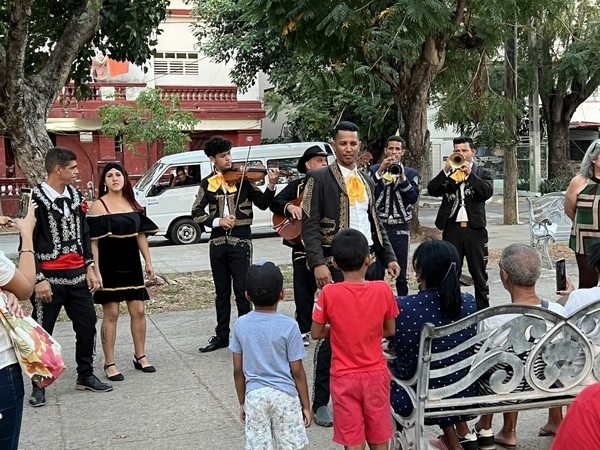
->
<box><xmin>227</xmin><ymin>145</ymin><xmax>252</xmax><ymax>236</ymax></box>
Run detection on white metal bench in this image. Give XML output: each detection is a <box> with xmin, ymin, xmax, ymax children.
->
<box><xmin>390</xmin><ymin>301</ymin><xmax>600</xmax><ymax>450</ymax></box>
<box><xmin>526</xmin><ymin>193</ymin><xmax>572</xmax><ymax>269</ymax></box>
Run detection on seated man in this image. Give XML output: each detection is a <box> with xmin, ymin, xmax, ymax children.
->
<box><xmin>557</xmin><ymin>240</ymin><xmax>600</xmax><ymax>387</ymax></box>
<box><xmin>473</xmin><ymin>244</ymin><xmax>567</xmax><ymax>449</ymax></box>
<box><xmin>171</xmin><ymin>166</ymin><xmax>195</xmax><ymax>187</ymax></box>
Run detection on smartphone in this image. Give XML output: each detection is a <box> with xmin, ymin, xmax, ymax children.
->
<box><xmin>556</xmin><ymin>259</ymin><xmax>567</xmax><ymax>291</ymax></box>
<box><xmin>18</xmin><ymin>188</ymin><xmax>32</xmax><ymax>219</ymax></box>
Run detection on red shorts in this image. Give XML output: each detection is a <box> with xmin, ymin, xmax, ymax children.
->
<box><xmin>330</xmin><ymin>368</ymin><xmax>392</xmax><ymax>446</ymax></box>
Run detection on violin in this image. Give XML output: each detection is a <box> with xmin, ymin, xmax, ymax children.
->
<box><xmin>222</xmin><ymin>163</ymin><xmax>293</xmax><ymax>186</ymax></box>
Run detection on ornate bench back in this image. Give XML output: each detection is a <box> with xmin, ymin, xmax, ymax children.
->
<box><xmin>526</xmin><ymin>193</ymin><xmax>570</xmax><ymax>241</ymax></box>
<box><xmin>416</xmin><ymin>302</ymin><xmax>600</xmax><ymax>407</ymax></box>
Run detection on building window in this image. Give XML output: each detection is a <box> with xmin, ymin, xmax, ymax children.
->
<box><xmin>153</xmin><ymin>52</ymin><xmax>199</xmax><ymax>76</ymax></box>
<box><xmin>115</xmin><ymin>134</ymin><xmax>124</xmax><ymax>153</ymax></box>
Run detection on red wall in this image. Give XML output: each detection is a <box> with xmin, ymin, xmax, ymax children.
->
<box><xmin>0</xmin><ymin>129</ymin><xmax>262</xmax><ymax>201</ymax></box>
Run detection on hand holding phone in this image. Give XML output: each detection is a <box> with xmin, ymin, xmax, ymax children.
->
<box><xmin>556</xmin><ymin>259</ymin><xmax>567</xmax><ymax>292</ymax></box>
<box><xmin>18</xmin><ymin>188</ymin><xmax>32</xmax><ymax>219</ymax></box>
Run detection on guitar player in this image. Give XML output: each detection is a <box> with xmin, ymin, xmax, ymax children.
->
<box><xmin>269</xmin><ymin>145</ymin><xmax>329</xmax><ymax>347</ymax></box>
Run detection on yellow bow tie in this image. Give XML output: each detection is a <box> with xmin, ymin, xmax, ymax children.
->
<box><xmin>450</xmin><ymin>170</ymin><xmax>466</xmax><ymax>183</ymax></box>
<box><xmin>346</xmin><ymin>174</ymin><xmax>366</xmax><ymax>206</ymax></box>
<box><xmin>207</xmin><ymin>173</ymin><xmax>237</xmax><ymax>193</ymax></box>
<box><xmin>382</xmin><ymin>172</ymin><xmax>395</xmax><ymax>185</ymax></box>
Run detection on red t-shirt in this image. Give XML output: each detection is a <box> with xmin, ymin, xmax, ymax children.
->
<box><xmin>551</xmin><ymin>383</ymin><xmax>600</xmax><ymax>449</ymax></box>
<box><xmin>312</xmin><ymin>280</ymin><xmax>399</xmax><ymax>377</ymax></box>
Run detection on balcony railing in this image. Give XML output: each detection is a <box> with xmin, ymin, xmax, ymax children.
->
<box><xmin>59</xmin><ymin>82</ymin><xmax>147</xmax><ymax>104</ymax></box>
<box><xmin>159</xmin><ymin>86</ymin><xmax>237</xmax><ymax>103</ymax></box>
<box><xmin>57</xmin><ymin>83</ymin><xmax>238</xmax><ymax>106</ymax></box>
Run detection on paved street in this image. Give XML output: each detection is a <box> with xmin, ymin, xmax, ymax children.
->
<box><xmin>0</xmin><ymin>197</ymin><xmax>550</xmax><ymax>275</ymax></box>
<box><xmin>15</xmin><ymin>196</ymin><xmax>570</xmax><ymax>449</ymax></box>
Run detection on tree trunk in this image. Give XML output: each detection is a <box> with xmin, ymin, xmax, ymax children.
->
<box><xmin>546</xmin><ymin>116</ymin><xmax>572</xmax><ymax>179</ymax></box>
<box><xmin>503</xmin><ymin>27</ymin><xmax>518</xmax><ymax>224</ymax></box>
<box><xmin>394</xmin><ymin>36</ymin><xmax>446</xmax><ymax>234</ymax></box>
<box><xmin>0</xmin><ymin>0</ymin><xmax>101</xmax><ymax>185</ymax></box>
<box><xmin>398</xmin><ymin>91</ymin><xmax>430</xmax><ymax>235</ymax></box>
<box><xmin>0</xmin><ymin>84</ymin><xmax>51</xmax><ymax>184</ymax></box>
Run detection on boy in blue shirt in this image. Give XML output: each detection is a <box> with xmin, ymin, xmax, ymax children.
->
<box><xmin>230</xmin><ymin>261</ymin><xmax>311</xmax><ymax>449</ymax></box>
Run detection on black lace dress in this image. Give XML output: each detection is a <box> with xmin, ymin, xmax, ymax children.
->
<box><xmin>87</xmin><ymin>211</ymin><xmax>159</xmax><ymax>304</ymax></box>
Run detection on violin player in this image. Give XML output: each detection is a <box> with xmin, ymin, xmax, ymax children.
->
<box><xmin>301</xmin><ymin>121</ymin><xmax>400</xmax><ymax>427</ymax></box>
<box><xmin>269</xmin><ymin>145</ymin><xmax>329</xmax><ymax>347</ymax></box>
<box><xmin>191</xmin><ymin>136</ymin><xmax>280</xmax><ymax>353</ymax></box>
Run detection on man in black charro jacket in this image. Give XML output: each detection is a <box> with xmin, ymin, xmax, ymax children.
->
<box><xmin>302</xmin><ymin>121</ymin><xmax>400</xmax><ymax>427</ymax></box>
<box><xmin>29</xmin><ymin>146</ymin><xmax>112</xmax><ymax>408</ymax></box>
<box><xmin>191</xmin><ymin>136</ymin><xmax>279</xmax><ymax>352</ymax></box>
<box><xmin>269</xmin><ymin>145</ymin><xmax>329</xmax><ymax>346</ymax></box>
<box><xmin>427</xmin><ymin>135</ymin><xmax>494</xmax><ymax>311</ymax></box>
<box><xmin>369</xmin><ymin>135</ymin><xmax>420</xmax><ymax>296</ymax></box>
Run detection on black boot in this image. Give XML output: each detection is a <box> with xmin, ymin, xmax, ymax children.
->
<box><xmin>29</xmin><ymin>385</ymin><xmax>46</xmax><ymax>407</ymax></box>
<box><xmin>76</xmin><ymin>374</ymin><xmax>113</xmax><ymax>392</ymax></box>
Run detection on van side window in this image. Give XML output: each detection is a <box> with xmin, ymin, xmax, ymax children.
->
<box><xmin>169</xmin><ymin>165</ymin><xmax>200</xmax><ymax>188</ymax></box>
<box><xmin>233</xmin><ymin>159</ymin><xmax>266</xmax><ymax>186</ymax></box>
<box><xmin>267</xmin><ymin>158</ymin><xmax>304</xmax><ymax>185</ymax></box>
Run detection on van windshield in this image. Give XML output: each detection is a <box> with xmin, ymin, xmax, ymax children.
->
<box><xmin>135</xmin><ymin>163</ymin><xmax>165</xmax><ymax>192</ymax></box>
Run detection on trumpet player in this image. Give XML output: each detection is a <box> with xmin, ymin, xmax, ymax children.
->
<box><xmin>427</xmin><ymin>136</ymin><xmax>494</xmax><ymax>310</ymax></box>
<box><xmin>369</xmin><ymin>136</ymin><xmax>419</xmax><ymax>295</ymax></box>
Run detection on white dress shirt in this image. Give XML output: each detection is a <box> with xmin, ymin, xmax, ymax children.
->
<box><xmin>338</xmin><ymin>163</ymin><xmax>373</xmax><ymax>246</ymax></box>
<box><xmin>41</xmin><ymin>182</ymin><xmax>72</xmax><ymax>216</ymax></box>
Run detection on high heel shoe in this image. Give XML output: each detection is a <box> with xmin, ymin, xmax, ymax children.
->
<box><xmin>133</xmin><ymin>354</ymin><xmax>156</xmax><ymax>373</ymax></box>
<box><xmin>103</xmin><ymin>363</ymin><xmax>124</xmax><ymax>381</ymax></box>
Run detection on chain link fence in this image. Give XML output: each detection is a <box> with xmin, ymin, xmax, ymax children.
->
<box><xmin>473</xmin><ymin>144</ymin><xmax>548</xmax><ymax>190</ymax></box>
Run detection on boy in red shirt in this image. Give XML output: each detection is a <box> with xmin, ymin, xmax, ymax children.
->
<box><xmin>311</xmin><ymin>228</ymin><xmax>399</xmax><ymax>450</ymax></box>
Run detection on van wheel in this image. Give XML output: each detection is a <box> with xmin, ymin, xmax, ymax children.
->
<box><xmin>170</xmin><ymin>219</ymin><xmax>201</xmax><ymax>245</ymax></box>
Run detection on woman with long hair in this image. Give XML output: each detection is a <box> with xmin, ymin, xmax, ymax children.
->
<box><xmin>391</xmin><ymin>239</ymin><xmax>478</xmax><ymax>450</ymax></box>
<box><xmin>566</xmin><ymin>139</ymin><xmax>600</xmax><ymax>288</ymax></box>
<box><xmin>0</xmin><ymin>205</ymin><xmax>36</xmax><ymax>450</ymax></box>
<box><xmin>87</xmin><ymin>163</ymin><xmax>159</xmax><ymax>381</ymax></box>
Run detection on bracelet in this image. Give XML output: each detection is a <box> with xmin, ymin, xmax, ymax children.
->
<box><xmin>19</xmin><ymin>250</ymin><xmax>35</xmax><ymax>255</ymax></box>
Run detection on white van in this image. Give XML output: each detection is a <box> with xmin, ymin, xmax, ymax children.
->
<box><xmin>133</xmin><ymin>142</ymin><xmax>334</xmax><ymax>244</ymax></box>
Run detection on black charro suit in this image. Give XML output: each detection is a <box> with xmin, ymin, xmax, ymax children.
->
<box><xmin>191</xmin><ymin>172</ymin><xmax>275</xmax><ymax>343</ymax></box>
<box><xmin>301</xmin><ymin>162</ymin><xmax>397</xmax><ymax>416</ymax></box>
<box><xmin>427</xmin><ymin>164</ymin><xmax>494</xmax><ymax>310</ymax></box>
<box><xmin>269</xmin><ymin>178</ymin><xmax>316</xmax><ymax>336</ymax></box>
<box><xmin>302</xmin><ymin>163</ymin><xmax>396</xmax><ymax>270</ymax></box>
<box><xmin>369</xmin><ymin>164</ymin><xmax>419</xmax><ymax>295</ymax></box>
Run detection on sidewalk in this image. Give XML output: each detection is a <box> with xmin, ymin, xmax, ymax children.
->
<box><xmin>20</xmin><ymin>302</ymin><xmax>557</xmax><ymax>450</ymax></box>
<box><xmin>19</xmin><ymin>219</ymin><xmax>565</xmax><ymax>450</ymax></box>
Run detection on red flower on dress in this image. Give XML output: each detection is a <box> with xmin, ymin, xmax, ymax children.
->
<box><xmin>81</xmin><ymin>200</ymin><xmax>89</xmax><ymax>214</ymax></box>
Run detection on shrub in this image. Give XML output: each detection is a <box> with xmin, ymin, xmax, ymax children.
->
<box><xmin>540</xmin><ymin>177</ymin><xmax>571</xmax><ymax>194</ymax></box>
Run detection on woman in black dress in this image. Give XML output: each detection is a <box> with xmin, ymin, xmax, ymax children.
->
<box><xmin>87</xmin><ymin>163</ymin><xmax>159</xmax><ymax>381</ymax></box>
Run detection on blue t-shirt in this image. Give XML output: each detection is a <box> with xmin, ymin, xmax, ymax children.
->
<box><xmin>229</xmin><ymin>311</ymin><xmax>306</xmax><ymax>398</ymax></box>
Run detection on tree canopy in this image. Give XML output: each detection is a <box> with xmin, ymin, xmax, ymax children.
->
<box><xmin>0</xmin><ymin>0</ymin><xmax>169</xmax><ymax>183</ymax></box>
<box><xmin>193</xmin><ymin>0</ymin><xmax>523</xmax><ymax>229</ymax></box>
<box><xmin>534</xmin><ymin>0</ymin><xmax>600</xmax><ymax>177</ymax></box>
<box><xmin>99</xmin><ymin>88</ymin><xmax>198</xmax><ymax>170</ymax></box>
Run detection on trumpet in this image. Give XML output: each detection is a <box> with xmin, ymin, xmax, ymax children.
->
<box><xmin>388</xmin><ymin>162</ymin><xmax>403</xmax><ymax>176</ymax></box>
<box><xmin>448</xmin><ymin>153</ymin><xmax>467</xmax><ymax>182</ymax></box>
<box><xmin>448</xmin><ymin>152</ymin><xmax>465</xmax><ymax>169</ymax></box>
